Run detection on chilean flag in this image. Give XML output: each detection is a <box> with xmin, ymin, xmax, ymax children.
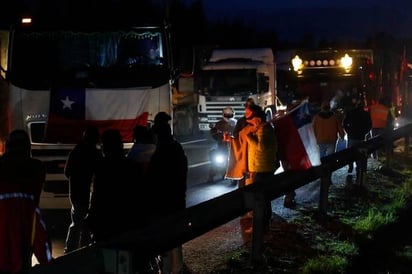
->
<box><xmin>46</xmin><ymin>88</ymin><xmax>149</xmax><ymax>143</ymax></box>
<box><xmin>273</xmin><ymin>100</ymin><xmax>320</xmax><ymax>170</ymax></box>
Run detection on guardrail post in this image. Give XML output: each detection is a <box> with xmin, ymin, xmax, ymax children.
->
<box><xmin>243</xmin><ymin>191</ymin><xmax>265</xmax><ymax>264</ymax></box>
<box><xmin>250</xmin><ymin>192</ymin><xmax>265</xmax><ymax>264</ymax></box>
<box><xmin>319</xmin><ymin>164</ymin><xmax>331</xmax><ymax>215</ymax></box>
<box><xmin>356</xmin><ymin>148</ymin><xmax>368</xmax><ymax>187</ymax></box>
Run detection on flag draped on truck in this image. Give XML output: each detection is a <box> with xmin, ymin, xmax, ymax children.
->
<box><xmin>273</xmin><ymin>100</ymin><xmax>321</xmax><ymax>171</ymax></box>
<box><xmin>46</xmin><ymin>88</ymin><xmax>149</xmax><ymax>143</ymax></box>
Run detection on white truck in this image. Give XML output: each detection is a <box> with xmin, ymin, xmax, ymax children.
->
<box><xmin>196</xmin><ymin>47</ymin><xmax>283</xmax><ymax>131</ymax></box>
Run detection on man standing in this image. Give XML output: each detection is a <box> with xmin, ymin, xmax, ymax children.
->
<box><xmin>343</xmin><ymin>98</ymin><xmax>372</xmax><ymax>181</ymax></box>
<box><xmin>64</xmin><ymin>126</ymin><xmax>102</xmax><ymax>253</ymax></box>
<box><xmin>208</xmin><ymin>107</ymin><xmax>237</xmax><ymax>183</ymax></box>
<box><xmin>312</xmin><ymin>101</ymin><xmax>345</xmax><ymax>158</ymax></box>
<box><xmin>147</xmin><ymin>113</ymin><xmax>188</xmax><ymax>274</ymax></box>
<box><xmin>369</xmin><ymin>97</ymin><xmax>394</xmax><ymax>159</ymax></box>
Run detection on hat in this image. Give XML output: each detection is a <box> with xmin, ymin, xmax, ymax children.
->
<box><xmin>154</xmin><ymin>112</ymin><xmax>171</xmax><ymax>124</ymax></box>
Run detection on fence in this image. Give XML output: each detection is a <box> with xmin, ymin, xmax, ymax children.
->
<box><xmin>26</xmin><ymin>123</ymin><xmax>412</xmax><ymax>274</ymax></box>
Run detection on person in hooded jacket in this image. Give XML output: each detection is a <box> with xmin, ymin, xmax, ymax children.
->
<box><xmin>343</xmin><ymin>97</ymin><xmax>372</xmax><ymax>177</ymax></box>
<box><xmin>312</xmin><ymin>100</ymin><xmax>345</xmax><ymax>158</ymax></box>
<box><xmin>147</xmin><ymin>116</ymin><xmax>188</xmax><ymax>274</ymax></box>
<box><xmin>0</xmin><ymin>129</ymin><xmax>53</xmax><ymax>273</ymax></box>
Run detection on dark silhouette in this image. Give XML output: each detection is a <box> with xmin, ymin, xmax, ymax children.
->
<box><xmin>127</xmin><ymin>125</ymin><xmax>156</xmax><ymax>174</ymax></box>
<box><xmin>0</xmin><ymin>129</ymin><xmax>52</xmax><ymax>272</ymax></box>
<box><xmin>64</xmin><ymin>126</ymin><xmax>102</xmax><ymax>253</ymax></box>
<box><xmin>147</xmin><ymin>117</ymin><xmax>188</xmax><ymax>274</ymax></box>
<box><xmin>343</xmin><ymin>98</ymin><xmax>372</xmax><ymax>183</ymax></box>
<box><xmin>86</xmin><ymin>129</ymin><xmax>155</xmax><ymax>272</ymax></box>
<box><xmin>87</xmin><ymin>129</ymin><xmax>147</xmax><ymax>240</ymax></box>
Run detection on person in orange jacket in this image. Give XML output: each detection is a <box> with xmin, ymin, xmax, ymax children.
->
<box><xmin>0</xmin><ymin>129</ymin><xmax>53</xmax><ymax>273</ymax></box>
<box><xmin>312</xmin><ymin>100</ymin><xmax>345</xmax><ymax>158</ymax></box>
<box><xmin>369</xmin><ymin>97</ymin><xmax>394</xmax><ymax>159</ymax></box>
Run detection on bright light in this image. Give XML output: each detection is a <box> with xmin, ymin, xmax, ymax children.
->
<box><xmin>292</xmin><ymin>55</ymin><xmax>303</xmax><ymax>72</ymax></box>
<box><xmin>340</xmin><ymin>53</ymin><xmax>352</xmax><ymax>71</ymax></box>
<box><xmin>214</xmin><ymin>154</ymin><xmax>226</xmax><ymax>164</ymax></box>
<box><xmin>21</xmin><ymin>17</ymin><xmax>32</xmax><ymax>24</ymax></box>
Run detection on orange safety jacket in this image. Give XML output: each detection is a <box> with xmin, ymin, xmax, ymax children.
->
<box><xmin>0</xmin><ymin>182</ymin><xmax>53</xmax><ymax>273</ymax></box>
<box><xmin>369</xmin><ymin>103</ymin><xmax>389</xmax><ymax>129</ymax></box>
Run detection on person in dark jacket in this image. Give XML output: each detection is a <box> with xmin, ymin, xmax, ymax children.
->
<box><xmin>208</xmin><ymin>107</ymin><xmax>237</xmax><ymax>183</ymax></box>
<box><xmin>343</xmin><ymin>98</ymin><xmax>372</xmax><ymax>179</ymax></box>
<box><xmin>87</xmin><ymin>129</ymin><xmax>147</xmax><ymax>241</ymax></box>
<box><xmin>147</xmin><ymin>116</ymin><xmax>188</xmax><ymax>274</ymax></box>
<box><xmin>0</xmin><ymin>129</ymin><xmax>52</xmax><ymax>272</ymax></box>
<box><xmin>87</xmin><ymin>129</ymin><xmax>154</xmax><ymax>272</ymax></box>
<box><xmin>64</xmin><ymin>126</ymin><xmax>102</xmax><ymax>253</ymax></box>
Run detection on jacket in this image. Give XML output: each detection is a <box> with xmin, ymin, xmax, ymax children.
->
<box><xmin>0</xmin><ymin>156</ymin><xmax>52</xmax><ymax>273</ymax></box>
<box><xmin>370</xmin><ymin>103</ymin><xmax>390</xmax><ymax>129</ymax></box>
<box><xmin>343</xmin><ymin>106</ymin><xmax>372</xmax><ymax>140</ymax></box>
<box><xmin>245</xmin><ymin>122</ymin><xmax>278</xmax><ymax>173</ymax></box>
<box><xmin>312</xmin><ymin>110</ymin><xmax>345</xmax><ymax>144</ymax></box>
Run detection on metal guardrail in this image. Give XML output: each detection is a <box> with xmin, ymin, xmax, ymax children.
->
<box><xmin>26</xmin><ymin>123</ymin><xmax>412</xmax><ymax>274</ymax></box>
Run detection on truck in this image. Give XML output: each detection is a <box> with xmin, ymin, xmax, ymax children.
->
<box><xmin>195</xmin><ymin>48</ymin><xmax>283</xmax><ymax>131</ymax></box>
<box><xmin>276</xmin><ymin>48</ymin><xmax>377</xmax><ymax>113</ymax></box>
<box><xmin>0</xmin><ymin>16</ymin><xmax>177</xmax><ymax>209</ymax></box>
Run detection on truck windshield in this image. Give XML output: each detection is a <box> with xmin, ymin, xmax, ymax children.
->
<box><xmin>9</xmin><ymin>27</ymin><xmax>168</xmax><ymax>89</ymax></box>
<box><xmin>199</xmin><ymin>69</ymin><xmax>257</xmax><ymax>96</ymax></box>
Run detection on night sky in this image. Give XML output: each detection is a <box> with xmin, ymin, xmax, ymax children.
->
<box><xmin>183</xmin><ymin>0</ymin><xmax>412</xmax><ymax>41</ymax></box>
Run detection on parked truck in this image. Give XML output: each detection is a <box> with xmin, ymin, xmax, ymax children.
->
<box><xmin>195</xmin><ymin>48</ymin><xmax>283</xmax><ymax>131</ymax></box>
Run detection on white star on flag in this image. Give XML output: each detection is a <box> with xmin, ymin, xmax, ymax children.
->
<box><xmin>61</xmin><ymin>96</ymin><xmax>75</xmax><ymax>110</ymax></box>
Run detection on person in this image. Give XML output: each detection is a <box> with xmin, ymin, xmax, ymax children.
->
<box><xmin>0</xmin><ymin>129</ymin><xmax>53</xmax><ymax>272</ymax></box>
<box><xmin>63</xmin><ymin>126</ymin><xmax>102</xmax><ymax>253</ymax></box>
<box><xmin>151</xmin><ymin>111</ymin><xmax>174</xmax><ymax>144</ymax></box>
<box><xmin>86</xmin><ymin>129</ymin><xmax>154</xmax><ymax>272</ymax></box>
<box><xmin>243</xmin><ymin>105</ymin><xmax>279</xmax><ymax>221</ymax></box>
<box><xmin>230</xmin><ymin>98</ymin><xmax>255</xmax><ymax>187</ymax></box>
<box><xmin>343</xmin><ymin>97</ymin><xmax>372</xmax><ymax>181</ymax></box>
<box><xmin>369</xmin><ymin>97</ymin><xmax>394</xmax><ymax>159</ymax></box>
<box><xmin>312</xmin><ymin>100</ymin><xmax>345</xmax><ymax>158</ymax></box>
<box><xmin>233</xmin><ymin>98</ymin><xmax>255</xmax><ymax>138</ymax></box>
<box><xmin>127</xmin><ymin>124</ymin><xmax>156</xmax><ymax>174</ymax></box>
<box><xmin>147</xmin><ymin>115</ymin><xmax>188</xmax><ymax>274</ymax></box>
<box><xmin>208</xmin><ymin>107</ymin><xmax>237</xmax><ymax>183</ymax></box>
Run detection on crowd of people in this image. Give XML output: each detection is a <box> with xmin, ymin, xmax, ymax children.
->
<box><xmin>0</xmin><ymin>93</ymin><xmax>394</xmax><ymax>273</ymax></box>
<box><xmin>210</xmin><ymin>93</ymin><xmax>394</xmax><ymax>209</ymax></box>
<box><xmin>0</xmin><ymin>111</ymin><xmax>187</xmax><ymax>273</ymax></box>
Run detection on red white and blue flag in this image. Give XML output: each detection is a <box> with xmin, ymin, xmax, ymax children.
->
<box><xmin>273</xmin><ymin>100</ymin><xmax>320</xmax><ymax>170</ymax></box>
<box><xmin>46</xmin><ymin>88</ymin><xmax>149</xmax><ymax>143</ymax></box>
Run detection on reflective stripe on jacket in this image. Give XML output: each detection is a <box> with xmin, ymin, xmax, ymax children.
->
<box><xmin>0</xmin><ymin>185</ymin><xmax>52</xmax><ymax>273</ymax></box>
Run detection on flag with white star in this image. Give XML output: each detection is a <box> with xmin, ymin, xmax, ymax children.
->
<box><xmin>46</xmin><ymin>87</ymin><xmax>149</xmax><ymax>143</ymax></box>
<box><xmin>274</xmin><ymin>99</ymin><xmax>321</xmax><ymax>170</ymax></box>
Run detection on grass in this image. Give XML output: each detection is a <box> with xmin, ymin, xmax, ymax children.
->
<box><xmin>219</xmin><ymin>152</ymin><xmax>412</xmax><ymax>273</ymax></box>
<box><xmin>299</xmin><ymin>171</ymin><xmax>412</xmax><ymax>273</ymax></box>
